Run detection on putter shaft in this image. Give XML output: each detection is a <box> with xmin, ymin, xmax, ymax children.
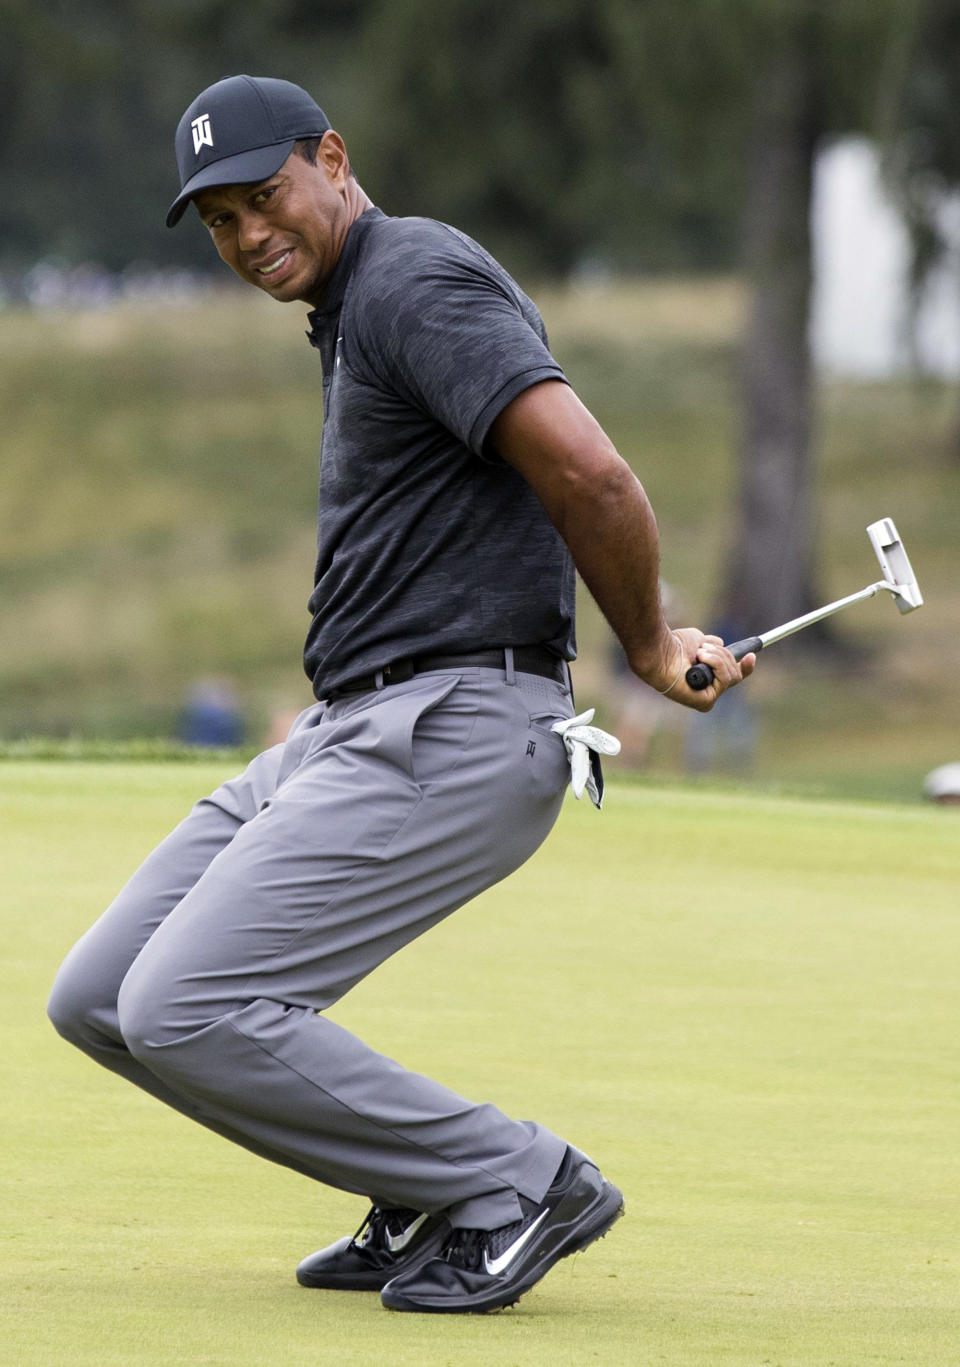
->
<box><xmin>696</xmin><ymin>581</ymin><xmax>894</xmax><ymax>682</ymax></box>
<box><xmin>753</xmin><ymin>581</ymin><xmax>892</xmax><ymax>649</ymax></box>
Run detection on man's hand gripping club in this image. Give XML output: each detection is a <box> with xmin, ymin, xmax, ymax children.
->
<box><xmin>634</xmin><ymin>624</ymin><xmax>755</xmax><ymax>713</ymax></box>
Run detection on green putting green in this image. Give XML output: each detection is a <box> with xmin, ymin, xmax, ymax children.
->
<box><xmin>3</xmin><ymin>762</ymin><xmax>957</xmax><ymax>1366</ymax></box>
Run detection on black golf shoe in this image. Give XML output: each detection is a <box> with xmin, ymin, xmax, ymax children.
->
<box><xmin>380</xmin><ymin>1147</ymin><xmax>624</xmax><ymax>1314</ymax></box>
<box><xmin>296</xmin><ymin>1205</ymin><xmax>449</xmax><ymax>1291</ymax></box>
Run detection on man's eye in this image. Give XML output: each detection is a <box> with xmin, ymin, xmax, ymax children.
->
<box><xmin>253</xmin><ymin>187</ymin><xmax>276</xmax><ymax>205</ymax></box>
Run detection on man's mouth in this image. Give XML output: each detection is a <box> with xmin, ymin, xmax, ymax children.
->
<box><xmin>255</xmin><ymin>250</ymin><xmax>293</xmax><ymax>278</ymax></box>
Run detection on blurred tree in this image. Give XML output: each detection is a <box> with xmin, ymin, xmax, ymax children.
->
<box><xmin>880</xmin><ymin>0</ymin><xmax>960</xmax><ymax>459</ymax></box>
<box><xmin>720</xmin><ymin>6</ymin><xmax>824</xmax><ymax>639</ymax></box>
<box><xmin>711</xmin><ymin>0</ymin><xmax>916</xmax><ymax>646</ymax></box>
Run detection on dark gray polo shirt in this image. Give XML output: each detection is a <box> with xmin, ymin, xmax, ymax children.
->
<box><xmin>302</xmin><ymin>207</ymin><xmax>576</xmax><ymax>698</ymax></box>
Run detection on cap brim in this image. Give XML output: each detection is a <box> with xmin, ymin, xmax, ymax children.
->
<box><xmin>165</xmin><ymin>139</ymin><xmax>295</xmax><ymax>227</ymax></box>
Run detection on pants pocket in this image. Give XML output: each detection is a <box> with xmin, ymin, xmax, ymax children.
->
<box><xmin>376</xmin><ymin>674</ymin><xmax>468</xmax><ymax>787</ymax></box>
<box><xmin>408</xmin><ymin>674</ymin><xmax>481</xmax><ymax>788</ymax></box>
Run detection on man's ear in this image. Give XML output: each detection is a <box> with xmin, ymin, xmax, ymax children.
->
<box><xmin>316</xmin><ymin>131</ymin><xmax>350</xmax><ymax>187</ymax></box>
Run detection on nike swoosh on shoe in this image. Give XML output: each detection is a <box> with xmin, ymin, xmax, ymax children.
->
<box><xmin>482</xmin><ymin>1208</ymin><xmax>550</xmax><ymax>1275</ymax></box>
<box><xmin>385</xmin><ymin>1212</ymin><xmax>430</xmax><ymax>1254</ymax></box>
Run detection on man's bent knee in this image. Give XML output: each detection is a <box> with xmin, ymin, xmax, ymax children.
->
<box><xmin>115</xmin><ymin>957</ymin><xmax>239</xmax><ymax>1089</ymax></box>
<box><xmin>46</xmin><ymin>972</ymin><xmax>86</xmax><ymax>1046</ymax></box>
<box><xmin>116</xmin><ymin>964</ymin><xmax>183</xmax><ymax>1061</ymax></box>
<box><xmin>47</xmin><ymin>956</ymin><xmax>122</xmax><ymax>1055</ymax></box>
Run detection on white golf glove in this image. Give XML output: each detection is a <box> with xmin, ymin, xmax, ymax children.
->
<box><xmin>551</xmin><ymin>709</ymin><xmax>621</xmax><ymax>809</ymax></box>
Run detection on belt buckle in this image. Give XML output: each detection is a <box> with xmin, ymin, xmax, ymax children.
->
<box><xmin>382</xmin><ymin>658</ymin><xmax>415</xmax><ymax>686</ymax></box>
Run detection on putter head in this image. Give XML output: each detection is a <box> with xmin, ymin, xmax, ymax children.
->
<box><xmin>867</xmin><ymin>518</ymin><xmax>924</xmax><ymax>613</ymax></box>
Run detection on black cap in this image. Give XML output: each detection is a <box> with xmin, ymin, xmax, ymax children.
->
<box><xmin>166</xmin><ymin>75</ymin><xmax>331</xmax><ymax>227</ymax></box>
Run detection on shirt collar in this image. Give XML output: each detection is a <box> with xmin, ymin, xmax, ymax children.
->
<box><xmin>305</xmin><ymin>206</ymin><xmax>385</xmax><ymax>342</ymax></box>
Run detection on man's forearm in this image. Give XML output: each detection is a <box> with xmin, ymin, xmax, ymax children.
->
<box><xmin>547</xmin><ymin>457</ymin><xmax>673</xmax><ymax>679</ymax></box>
<box><xmin>490</xmin><ymin>381</ymin><xmax>673</xmax><ymax>682</ymax></box>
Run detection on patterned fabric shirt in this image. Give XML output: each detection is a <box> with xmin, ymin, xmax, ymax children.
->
<box><xmin>302</xmin><ymin>207</ymin><xmax>576</xmax><ymax>698</ymax></box>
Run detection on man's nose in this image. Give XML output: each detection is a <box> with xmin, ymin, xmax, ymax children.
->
<box><xmin>236</xmin><ymin>209</ymin><xmax>271</xmax><ymax>253</ymax></box>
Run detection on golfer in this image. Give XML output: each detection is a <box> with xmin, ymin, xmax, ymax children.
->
<box><xmin>48</xmin><ymin>75</ymin><xmax>752</xmax><ymax>1315</ymax></box>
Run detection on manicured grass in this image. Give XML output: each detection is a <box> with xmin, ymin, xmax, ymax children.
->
<box><xmin>2</xmin><ymin>761</ymin><xmax>957</xmax><ymax>1365</ymax></box>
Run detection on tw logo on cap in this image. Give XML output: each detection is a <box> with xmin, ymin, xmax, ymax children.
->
<box><xmin>191</xmin><ymin>114</ymin><xmax>213</xmax><ymax>156</ymax></box>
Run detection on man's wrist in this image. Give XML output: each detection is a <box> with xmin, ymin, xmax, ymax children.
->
<box><xmin>626</xmin><ymin>622</ymin><xmax>677</xmax><ymax>686</ymax></box>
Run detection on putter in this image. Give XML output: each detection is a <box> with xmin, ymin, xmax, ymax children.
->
<box><xmin>686</xmin><ymin>518</ymin><xmax>924</xmax><ymax>691</ymax></box>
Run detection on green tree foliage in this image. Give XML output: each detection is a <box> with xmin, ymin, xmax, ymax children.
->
<box><xmin>0</xmin><ymin>1</ymin><xmax>374</xmax><ymax>271</ymax></box>
<box><xmin>1</xmin><ymin>0</ymin><xmax>753</xmax><ymax>277</ymax></box>
<box><xmin>352</xmin><ymin>0</ymin><xmax>747</xmax><ymax>275</ymax></box>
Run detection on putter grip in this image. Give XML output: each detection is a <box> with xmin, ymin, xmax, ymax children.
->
<box><xmin>686</xmin><ymin>637</ymin><xmax>762</xmax><ymax>691</ymax></box>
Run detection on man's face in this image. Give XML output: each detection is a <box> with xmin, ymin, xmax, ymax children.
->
<box><xmin>193</xmin><ymin>138</ymin><xmax>350</xmax><ymax>306</ymax></box>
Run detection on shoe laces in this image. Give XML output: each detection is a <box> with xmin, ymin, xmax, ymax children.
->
<box><xmin>442</xmin><ymin>1210</ymin><xmax>530</xmax><ymax>1271</ymax></box>
<box><xmin>441</xmin><ymin>1227</ymin><xmax>487</xmax><ymax>1271</ymax></box>
<box><xmin>353</xmin><ymin>1205</ymin><xmax>421</xmax><ymax>1253</ymax></box>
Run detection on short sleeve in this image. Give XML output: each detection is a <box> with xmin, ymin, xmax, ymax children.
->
<box><xmin>353</xmin><ymin>226</ymin><xmax>567</xmax><ymax>454</ymax></box>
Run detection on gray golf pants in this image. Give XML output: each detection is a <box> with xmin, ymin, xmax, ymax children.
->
<box><xmin>48</xmin><ymin>664</ymin><xmax>575</xmax><ymax>1230</ymax></box>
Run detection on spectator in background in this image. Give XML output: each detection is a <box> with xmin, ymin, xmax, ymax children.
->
<box><xmin>684</xmin><ymin>611</ymin><xmax>757</xmax><ymax>776</ymax></box>
<box><xmin>606</xmin><ymin>582</ymin><xmax>689</xmax><ymax>768</ymax></box>
<box><xmin>180</xmin><ymin>678</ymin><xmax>244</xmax><ymax>748</ymax></box>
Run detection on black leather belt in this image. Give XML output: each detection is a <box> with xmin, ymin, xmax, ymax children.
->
<box><xmin>325</xmin><ymin>646</ymin><xmax>566</xmax><ymax>701</ymax></box>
